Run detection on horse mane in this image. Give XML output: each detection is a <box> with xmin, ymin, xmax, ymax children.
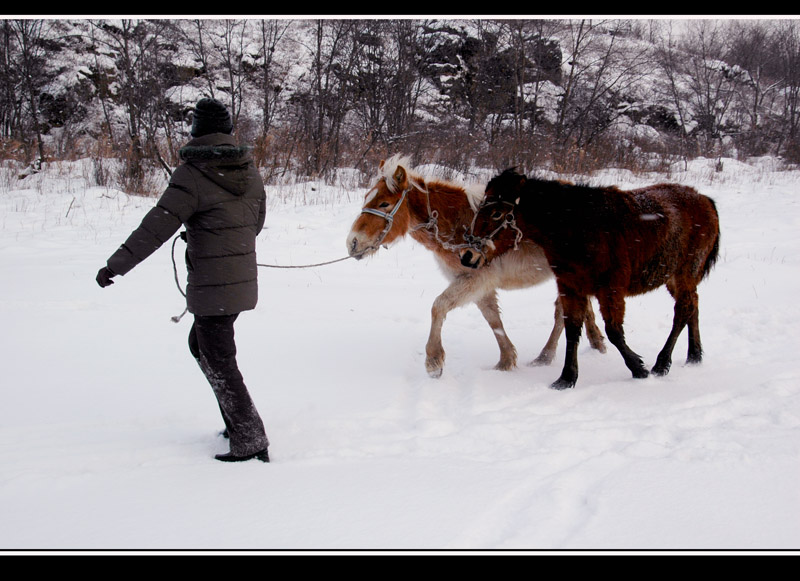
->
<box><xmin>490</xmin><ymin>169</ymin><xmax>626</xmax><ymax>208</ymax></box>
<box><xmin>378</xmin><ymin>153</ymin><xmax>485</xmax><ymax>211</ymax></box>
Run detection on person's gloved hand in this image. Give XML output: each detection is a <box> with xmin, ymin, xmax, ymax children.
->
<box><xmin>96</xmin><ymin>266</ymin><xmax>116</xmax><ymax>288</ymax></box>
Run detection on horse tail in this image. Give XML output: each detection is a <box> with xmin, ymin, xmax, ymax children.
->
<box><xmin>701</xmin><ymin>197</ymin><xmax>721</xmax><ymax>280</ymax></box>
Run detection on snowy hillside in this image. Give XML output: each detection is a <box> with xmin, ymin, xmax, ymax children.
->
<box><xmin>0</xmin><ymin>156</ymin><xmax>798</xmax><ymax>551</ymax></box>
<box><xmin>10</xmin><ymin>18</ymin><xmax>800</xmax><ymax>190</ymax></box>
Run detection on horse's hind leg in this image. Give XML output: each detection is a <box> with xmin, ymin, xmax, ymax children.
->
<box><xmin>652</xmin><ymin>284</ymin><xmax>698</xmax><ymax>376</ymax></box>
<box><xmin>476</xmin><ymin>291</ymin><xmax>517</xmax><ymax>371</ymax></box>
<box><xmin>531</xmin><ymin>298</ymin><xmax>607</xmax><ymax>366</ymax></box>
<box><xmin>583</xmin><ymin>301</ymin><xmax>607</xmax><ymax>354</ymax></box>
<box><xmin>530</xmin><ymin>298</ymin><xmax>563</xmax><ymax>366</ymax></box>
<box><xmin>597</xmin><ymin>291</ymin><xmax>649</xmax><ymax>379</ymax></box>
<box><xmin>686</xmin><ymin>305</ymin><xmax>703</xmax><ymax>364</ymax></box>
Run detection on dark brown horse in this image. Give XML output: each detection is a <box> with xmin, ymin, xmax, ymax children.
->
<box><xmin>461</xmin><ymin>169</ymin><xmax>720</xmax><ymax>389</ymax></box>
<box><xmin>346</xmin><ymin>155</ymin><xmax>606</xmax><ymax>378</ymax></box>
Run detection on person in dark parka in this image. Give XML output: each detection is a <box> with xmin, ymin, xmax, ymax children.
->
<box><xmin>96</xmin><ymin>98</ymin><xmax>270</xmax><ymax>463</ymax></box>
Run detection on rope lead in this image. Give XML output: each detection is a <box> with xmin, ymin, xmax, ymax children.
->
<box><xmin>171</xmin><ymin>234</ymin><xmax>189</xmax><ymax>323</ymax></box>
<box><xmin>170</xmin><ymin>232</ymin><xmax>362</xmax><ymax>323</ymax></box>
<box><xmin>171</xmin><ymin>307</ymin><xmax>189</xmax><ymax>324</ymax></box>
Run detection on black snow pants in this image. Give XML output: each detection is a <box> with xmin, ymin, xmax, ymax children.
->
<box><xmin>188</xmin><ymin>313</ymin><xmax>269</xmax><ymax>456</ymax></box>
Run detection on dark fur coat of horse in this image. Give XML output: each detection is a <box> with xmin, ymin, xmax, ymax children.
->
<box><xmin>346</xmin><ymin>156</ymin><xmax>606</xmax><ymax>378</ymax></box>
<box><xmin>461</xmin><ymin>169</ymin><xmax>720</xmax><ymax>389</ymax></box>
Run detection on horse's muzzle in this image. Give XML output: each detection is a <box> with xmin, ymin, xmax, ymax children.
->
<box><xmin>460</xmin><ymin>248</ymin><xmax>483</xmax><ymax>269</ymax></box>
<box><xmin>349</xmin><ymin>236</ymin><xmax>363</xmax><ymax>260</ymax></box>
<box><xmin>347</xmin><ymin>233</ymin><xmax>367</xmax><ymax>260</ymax></box>
<box><xmin>459</xmin><ymin>233</ymin><xmax>486</xmax><ymax>268</ymax></box>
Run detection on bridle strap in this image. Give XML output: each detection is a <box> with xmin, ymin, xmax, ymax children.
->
<box><xmin>466</xmin><ymin>200</ymin><xmax>524</xmax><ymax>253</ymax></box>
<box><xmin>360</xmin><ymin>187</ymin><xmax>409</xmax><ymax>222</ymax></box>
<box><xmin>359</xmin><ymin>178</ymin><xmax>475</xmax><ymax>253</ymax></box>
<box><xmin>360</xmin><ymin>185</ymin><xmax>412</xmax><ymax>247</ymax></box>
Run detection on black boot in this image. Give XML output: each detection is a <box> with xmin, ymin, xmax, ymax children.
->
<box><xmin>215</xmin><ymin>448</ymin><xmax>269</xmax><ymax>463</ymax></box>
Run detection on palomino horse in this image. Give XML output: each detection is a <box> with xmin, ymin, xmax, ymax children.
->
<box><xmin>346</xmin><ymin>155</ymin><xmax>606</xmax><ymax>378</ymax></box>
<box><xmin>461</xmin><ymin>169</ymin><xmax>720</xmax><ymax>389</ymax></box>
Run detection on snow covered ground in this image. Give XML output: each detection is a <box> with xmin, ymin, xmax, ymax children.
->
<box><xmin>0</xmin><ymin>156</ymin><xmax>798</xmax><ymax>553</ymax></box>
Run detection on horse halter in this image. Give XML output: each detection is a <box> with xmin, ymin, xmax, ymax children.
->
<box><xmin>360</xmin><ymin>181</ymin><xmax>412</xmax><ymax>248</ymax></box>
<box><xmin>360</xmin><ymin>176</ymin><xmax>474</xmax><ymax>254</ymax></box>
<box><xmin>465</xmin><ymin>199</ymin><xmax>524</xmax><ymax>253</ymax></box>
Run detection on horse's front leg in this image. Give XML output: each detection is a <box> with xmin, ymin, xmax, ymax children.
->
<box><xmin>425</xmin><ymin>278</ymin><xmax>468</xmax><ymax>378</ymax></box>
<box><xmin>550</xmin><ymin>291</ymin><xmax>589</xmax><ymax>389</ymax></box>
<box><xmin>425</xmin><ymin>276</ymin><xmax>515</xmax><ymax>377</ymax></box>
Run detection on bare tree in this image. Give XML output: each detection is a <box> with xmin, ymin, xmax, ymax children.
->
<box><xmin>290</xmin><ymin>19</ymin><xmax>363</xmax><ymax>177</ymax></box>
<box><xmin>175</xmin><ymin>20</ymin><xmax>251</xmax><ymax>128</ymax></box>
<box><xmin>5</xmin><ymin>19</ymin><xmax>51</xmax><ymax>166</ymax></box>
<box><xmin>256</xmin><ymin>19</ymin><xmax>291</xmax><ymax>137</ymax></box>
<box><xmin>722</xmin><ymin>21</ymin><xmax>786</xmax><ymax>156</ymax></box>
<box><xmin>725</xmin><ymin>21</ymin><xmax>781</xmax><ymax>135</ymax></box>
<box><xmin>771</xmin><ymin>20</ymin><xmax>800</xmax><ymax>159</ymax></box>
<box><xmin>654</xmin><ymin>20</ymin><xmax>696</xmax><ymax>168</ymax></box>
<box><xmin>554</xmin><ymin>19</ymin><xmax>652</xmax><ymax>169</ymax></box>
<box><xmin>487</xmin><ymin>19</ymin><xmax>562</xmax><ymax>169</ymax></box>
<box><xmin>0</xmin><ymin>22</ymin><xmax>23</xmax><ymax>141</ymax></box>
<box><xmin>384</xmin><ymin>20</ymin><xmax>424</xmax><ymax>147</ymax></box>
<box><xmin>679</xmin><ymin>19</ymin><xmax>745</xmax><ymax>157</ymax></box>
<box><xmin>213</xmin><ymin>20</ymin><xmax>248</xmax><ymax>126</ymax></box>
<box><xmin>175</xmin><ymin>20</ymin><xmax>219</xmax><ymax>99</ymax></box>
<box><xmin>343</xmin><ymin>19</ymin><xmax>425</xmax><ymax>167</ymax></box>
<box><xmin>5</xmin><ymin>17</ymin><xmax>800</xmax><ymax>179</ymax></box>
<box><xmin>90</xmin><ymin>19</ymin><xmax>173</xmax><ymax>191</ymax></box>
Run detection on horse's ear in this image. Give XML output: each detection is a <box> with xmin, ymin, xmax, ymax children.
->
<box><xmin>505</xmin><ymin>173</ymin><xmax>525</xmax><ymax>205</ymax></box>
<box><xmin>379</xmin><ymin>159</ymin><xmax>385</xmax><ymax>170</ymax></box>
<box><xmin>513</xmin><ymin>174</ymin><xmax>526</xmax><ymax>200</ymax></box>
<box><xmin>394</xmin><ymin>165</ymin><xmax>407</xmax><ymax>188</ymax></box>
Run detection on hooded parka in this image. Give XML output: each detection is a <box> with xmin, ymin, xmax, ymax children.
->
<box><xmin>106</xmin><ymin>133</ymin><xmax>266</xmax><ymax>316</ymax></box>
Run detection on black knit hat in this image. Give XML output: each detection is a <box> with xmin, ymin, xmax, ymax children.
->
<box><xmin>191</xmin><ymin>98</ymin><xmax>233</xmax><ymax>137</ymax></box>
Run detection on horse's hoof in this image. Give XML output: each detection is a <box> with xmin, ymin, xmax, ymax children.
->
<box><xmin>528</xmin><ymin>354</ymin><xmax>553</xmax><ymax>367</ymax></box>
<box><xmin>427</xmin><ymin>367</ymin><xmax>443</xmax><ymax>379</ymax></box>
<box><xmin>426</xmin><ymin>359</ymin><xmax>444</xmax><ymax>378</ymax></box>
<box><xmin>651</xmin><ymin>363</ymin><xmax>670</xmax><ymax>376</ymax></box>
<box><xmin>550</xmin><ymin>377</ymin><xmax>576</xmax><ymax>390</ymax></box>
<box><xmin>633</xmin><ymin>367</ymin><xmax>650</xmax><ymax>379</ymax></box>
<box><xmin>494</xmin><ymin>359</ymin><xmax>517</xmax><ymax>371</ymax></box>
